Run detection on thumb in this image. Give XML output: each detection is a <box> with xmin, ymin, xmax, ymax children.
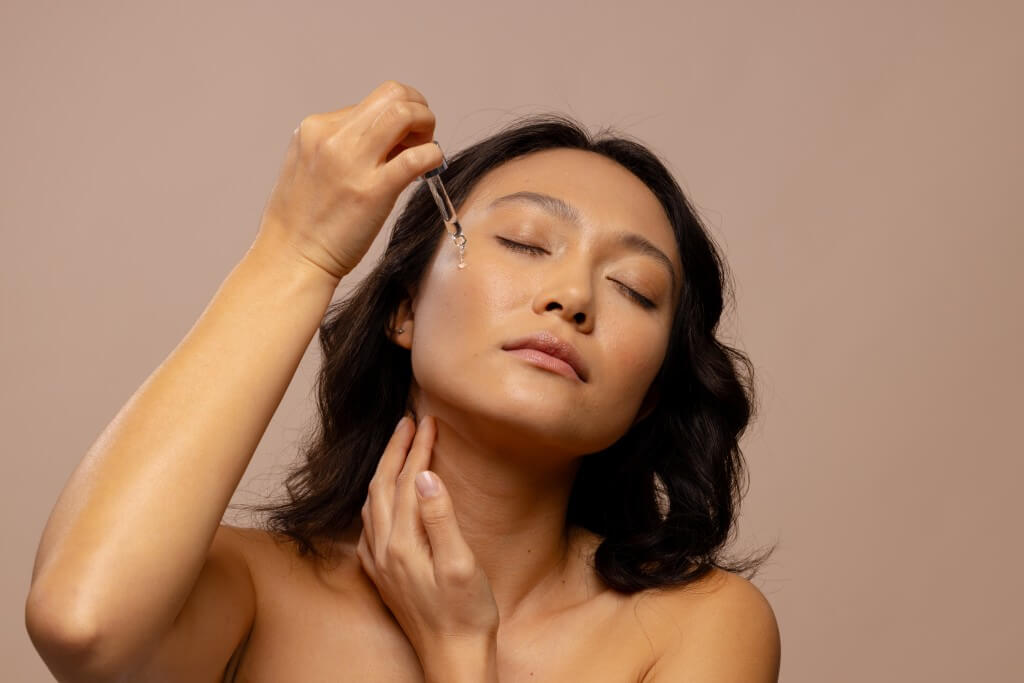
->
<box><xmin>415</xmin><ymin>471</ymin><xmax>470</xmax><ymax>568</ymax></box>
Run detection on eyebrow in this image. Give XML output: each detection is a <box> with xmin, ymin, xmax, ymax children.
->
<box><xmin>489</xmin><ymin>191</ymin><xmax>679</xmax><ymax>293</ymax></box>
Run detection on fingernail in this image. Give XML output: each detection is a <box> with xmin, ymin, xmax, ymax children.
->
<box><xmin>416</xmin><ymin>471</ymin><xmax>439</xmax><ymax>497</ymax></box>
<box><xmin>394</xmin><ymin>416</ymin><xmax>408</xmax><ymax>433</ymax></box>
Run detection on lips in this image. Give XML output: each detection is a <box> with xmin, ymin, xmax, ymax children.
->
<box><xmin>501</xmin><ymin>331</ymin><xmax>589</xmax><ymax>382</ymax></box>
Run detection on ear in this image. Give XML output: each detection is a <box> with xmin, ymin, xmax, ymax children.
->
<box><xmin>633</xmin><ymin>384</ymin><xmax>660</xmax><ymax>425</ymax></box>
<box><xmin>387</xmin><ymin>294</ymin><xmax>415</xmax><ymax>350</ymax></box>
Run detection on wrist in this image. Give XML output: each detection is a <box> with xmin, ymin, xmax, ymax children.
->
<box><xmin>422</xmin><ymin>633</ymin><xmax>499</xmax><ymax>683</ymax></box>
<box><xmin>247</xmin><ymin>227</ymin><xmax>346</xmax><ymax>291</ymax></box>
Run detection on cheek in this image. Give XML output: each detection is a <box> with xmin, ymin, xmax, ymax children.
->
<box><xmin>414</xmin><ymin>254</ymin><xmax>519</xmax><ymax>337</ymax></box>
<box><xmin>602</xmin><ymin>319</ymin><xmax>668</xmax><ymax>397</ymax></box>
<box><xmin>478</xmin><ymin>265</ymin><xmax>529</xmax><ymax>310</ymax></box>
<box><xmin>418</xmin><ymin>235</ymin><xmax>525</xmax><ymax>314</ymax></box>
<box><xmin>407</xmin><ymin>257</ymin><xmax>517</xmax><ymax>384</ymax></box>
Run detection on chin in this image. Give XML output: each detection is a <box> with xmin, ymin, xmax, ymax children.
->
<box><xmin>447</xmin><ymin>390</ymin><xmax>624</xmax><ymax>454</ymax></box>
<box><xmin>411</xmin><ymin>357</ymin><xmax>633</xmax><ymax>452</ymax></box>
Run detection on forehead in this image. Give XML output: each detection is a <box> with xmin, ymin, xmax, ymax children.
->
<box><xmin>460</xmin><ymin>148</ymin><xmax>679</xmax><ymax>265</ymax></box>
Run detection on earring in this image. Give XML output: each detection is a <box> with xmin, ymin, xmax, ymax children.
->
<box><xmin>396</xmin><ymin>327</ymin><xmax>405</xmax><ymax>334</ymax></box>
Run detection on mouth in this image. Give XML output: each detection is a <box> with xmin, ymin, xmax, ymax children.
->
<box><xmin>501</xmin><ymin>331</ymin><xmax>589</xmax><ymax>382</ymax></box>
<box><xmin>504</xmin><ymin>348</ymin><xmax>584</xmax><ymax>381</ymax></box>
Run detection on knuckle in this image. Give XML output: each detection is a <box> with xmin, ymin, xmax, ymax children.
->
<box><xmin>420</xmin><ymin>506</ymin><xmax>443</xmax><ymax>523</ymax></box>
<box><xmin>296</xmin><ymin>114</ymin><xmax>321</xmax><ymax>137</ymax></box>
<box><xmin>295</xmin><ymin>115</ymin><xmax>328</xmax><ymax>152</ymax></box>
<box><xmin>401</xmin><ymin>147</ymin><xmax>422</xmax><ymax>172</ymax></box>
<box><xmin>442</xmin><ymin>560</ymin><xmax>476</xmax><ymax>583</ymax></box>
<box><xmin>407</xmin><ymin>85</ymin><xmax>428</xmax><ymax>107</ymax></box>
<box><xmin>321</xmin><ymin>130</ymin><xmax>341</xmax><ymax>149</ymax></box>
<box><xmin>374</xmin><ymin>552</ymin><xmax>389</xmax><ymax>572</ymax></box>
<box><xmin>345</xmin><ymin>177</ymin><xmax>377</xmax><ymax>205</ymax></box>
<box><xmin>379</xmin><ymin>544</ymin><xmax>401</xmax><ymax>569</ymax></box>
<box><xmin>380</xmin><ymin>79</ymin><xmax>408</xmax><ymax>99</ymax></box>
<box><xmin>392</xmin><ymin>547</ymin><xmax>413</xmax><ymax>570</ymax></box>
<box><xmin>387</xmin><ymin>101</ymin><xmax>412</xmax><ymax>121</ymax></box>
<box><xmin>356</xmin><ymin>540</ymin><xmax>372</xmax><ymax>564</ymax></box>
<box><xmin>320</xmin><ymin>132</ymin><xmax>349</xmax><ymax>159</ymax></box>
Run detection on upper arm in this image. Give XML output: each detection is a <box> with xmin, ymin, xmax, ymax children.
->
<box><xmin>123</xmin><ymin>523</ymin><xmax>258</xmax><ymax>683</ymax></box>
<box><xmin>645</xmin><ymin>572</ymin><xmax>781</xmax><ymax>683</ymax></box>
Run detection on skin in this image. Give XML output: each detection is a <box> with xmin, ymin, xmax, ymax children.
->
<box><xmin>384</xmin><ymin>147</ymin><xmax>683</xmax><ymax>629</ymax></box>
<box><xmin>220</xmin><ymin>148</ymin><xmax>779</xmax><ymax>681</ymax></box>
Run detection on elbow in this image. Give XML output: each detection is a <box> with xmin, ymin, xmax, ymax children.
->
<box><xmin>25</xmin><ymin>586</ymin><xmax>123</xmax><ymax>683</ymax></box>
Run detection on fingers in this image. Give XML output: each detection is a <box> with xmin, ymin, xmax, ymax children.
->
<box><xmin>392</xmin><ymin>417</ymin><xmax>437</xmax><ymax>546</ymax></box>
<box><xmin>354</xmin><ymin>80</ymin><xmax>429</xmax><ymax>122</ymax></box>
<box><xmin>361</xmin><ymin>414</ymin><xmax>478</xmax><ymax>594</ymax></box>
<box><xmin>363</xmin><ymin>416</ymin><xmax>415</xmax><ymax>551</ymax></box>
<box><xmin>379</xmin><ymin>140</ymin><xmax>445</xmax><ymax>193</ymax></box>
<box><xmin>350</xmin><ymin>81</ymin><xmax>432</xmax><ymax>153</ymax></box>
<box><xmin>362</xmin><ymin>100</ymin><xmax>437</xmax><ymax>164</ymax></box>
<box><xmin>398</xmin><ymin>416</ymin><xmax>436</xmax><ymax>486</ymax></box>
<box><xmin>348</xmin><ymin>81</ymin><xmax>441</xmax><ymax>192</ymax></box>
<box><xmin>415</xmin><ymin>473</ymin><xmax>476</xmax><ymax>580</ymax></box>
<box><xmin>379</xmin><ymin>416</ymin><xmax>416</xmax><ymax>483</ymax></box>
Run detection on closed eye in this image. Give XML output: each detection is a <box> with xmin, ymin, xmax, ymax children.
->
<box><xmin>496</xmin><ymin>237</ymin><xmax>657</xmax><ymax>310</ymax></box>
<box><xmin>497</xmin><ymin>237</ymin><xmax>547</xmax><ymax>255</ymax></box>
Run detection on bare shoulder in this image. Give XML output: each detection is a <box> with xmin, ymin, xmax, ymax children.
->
<box><xmin>217</xmin><ymin>522</ymin><xmax>281</xmax><ymax>550</ymax></box>
<box><xmin>636</xmin><ymin>568</ymin><xmax>781</xmax><ymax>682</ymax></box>
<box><xmin>216</xmin><ymin>522</ymin><xmax>359</xmax><ymax>590</ymax></box>
<box><xmin>215</xmin><ymin>523</ymin><xmax>310</xmax><ymax>572</ymax></box>
<box><xmin>214</xmin><ymin>523</ymin><xmax>271</xmax><ymax>567</ymax></box>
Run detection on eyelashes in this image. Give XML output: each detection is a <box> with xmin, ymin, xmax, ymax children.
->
<box><xmin>497</xmin><ymin>237</ymin><xmax>657</xmax><ymax>310</ymax></box>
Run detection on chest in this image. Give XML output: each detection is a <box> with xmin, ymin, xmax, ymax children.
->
<box><xmin>229</xmin><ymin>560</ymin><xmax>658</xmax><ymax>682</ymax></box>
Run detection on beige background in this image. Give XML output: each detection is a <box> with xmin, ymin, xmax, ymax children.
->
<box><xmin>3</xmin><ymin>1</ymin><xmax>1021</xmax><ymax>680</ymax></box>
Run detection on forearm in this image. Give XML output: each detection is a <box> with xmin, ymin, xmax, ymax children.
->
<box><xmin>26</xmin><ymin>231</ymin><xmax>339</xmax><ymax>654</ymax></box>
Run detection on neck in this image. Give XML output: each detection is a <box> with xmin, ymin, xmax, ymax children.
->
<box><xmin>407</xmin><ymin>393</ymin><xmax>594</xmax><ymax>624</ymax></box>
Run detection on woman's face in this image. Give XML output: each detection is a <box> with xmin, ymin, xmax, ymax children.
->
<box><xmin>395</xmin><ymin>148</ymin><xmax>682</xmax><ymax>457</ymax></box>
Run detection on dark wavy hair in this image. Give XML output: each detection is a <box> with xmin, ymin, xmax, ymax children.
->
<box><xmin>237</xmin><ymin>113</ymin><xmax>775</xmax><ymax>594</ymax></box>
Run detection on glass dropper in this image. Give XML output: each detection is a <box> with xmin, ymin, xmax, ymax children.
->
<box><xmin>421</xmin><ymin>143</ymin><xmax>466</xmax><ymax>268</ymax></box>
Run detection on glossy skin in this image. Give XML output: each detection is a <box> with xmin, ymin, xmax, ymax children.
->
<box><xmin>384</xmin><ymin>147</ymin><xmax>683</xmax><ymax>626</ymax></box>
<box><xmin>356</xmin><ymin>415</ymin><xmax>501</xmax><ymax>681</ymax></box>
<box><xmin>26</xmin><ymin>74</ymin><xmax>777</xmax><ymax>681</ymax></box>
<box><xmin>226</xmin><ymin>149</ymin><xmax>779</xmax><ymax>680</ymax></box>
<box><xmin>222</xmin><ymin>524</ymin><xmax>778</xmax><ymax>682</ymax></box>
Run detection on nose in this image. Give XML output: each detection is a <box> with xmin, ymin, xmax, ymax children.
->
<box><xmin>533</xmin><ymin>267</ymin><xmax>594</xmax><ymax>333</ymax></box>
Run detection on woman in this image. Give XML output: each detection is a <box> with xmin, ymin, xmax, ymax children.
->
<box><xmin>27</xmin><ymin>80</ymin><xmax>779</xmax><ymax>682</ymax></box>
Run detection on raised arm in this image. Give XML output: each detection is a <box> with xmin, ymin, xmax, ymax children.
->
<box><xmin>25</xmin><ymin>233</ymin><xmax>340</xmax><ymax>680</ymax></box>
<box><xmin>25</xmin><ymin>79</ymin><xmax>444</xmax><ymax>681</ymax></box>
